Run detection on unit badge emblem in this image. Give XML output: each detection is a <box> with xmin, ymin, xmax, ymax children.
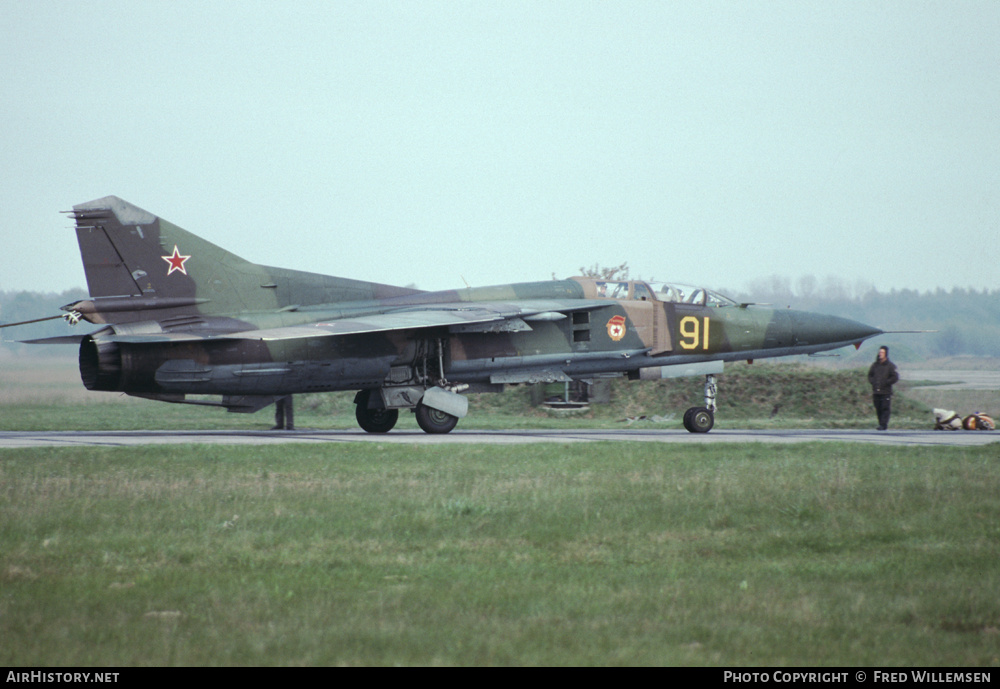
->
<box><xmin>606</xmin><ymin>315</ymin><xmax>627</xmax><ymax>341</ymax></box>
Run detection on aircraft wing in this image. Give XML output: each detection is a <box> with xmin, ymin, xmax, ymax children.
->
<box><xmin>102</xmin><ymin>300</ymin><xmax>607</xmax><ymax>344</ymax></box>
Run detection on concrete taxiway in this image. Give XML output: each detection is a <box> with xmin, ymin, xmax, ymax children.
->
<box><xmin>1</xmin><ymin>428</ymin><xmax>996</xmax><ymax>449</ymax></box>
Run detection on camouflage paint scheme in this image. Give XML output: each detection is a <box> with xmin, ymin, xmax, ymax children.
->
<box><xmin>32</xmin><ymin>196</ymin><xmax>882</xmax><ymax>433</ymax></box>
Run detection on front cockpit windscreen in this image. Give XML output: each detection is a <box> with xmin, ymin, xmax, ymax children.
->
<box><xmin>647</xmin><ymin>282</ymin><xmax>738</xmax><ymax>307</ymax></box>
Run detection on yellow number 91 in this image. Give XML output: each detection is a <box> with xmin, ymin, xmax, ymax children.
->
<box><xmin>679</xmin><ymin>316</ymin><xmax>710</xmax><ymax>350</ymax></box>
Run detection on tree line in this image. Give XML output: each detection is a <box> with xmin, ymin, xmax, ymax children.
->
<box><xmin>727</xmin><ymin>277</ymin><xmax>1000</xmax><ymax>359</ymax></box>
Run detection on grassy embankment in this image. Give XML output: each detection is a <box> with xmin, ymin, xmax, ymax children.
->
<box><xmin>2</xmin><ymin>442</ymin><xmax>998</xmax><ymax>666</ymax></box>
<box><xmin>0</xmin><ymin>355</ymin><xmax>972</xmax><ymax>431</ymax></box>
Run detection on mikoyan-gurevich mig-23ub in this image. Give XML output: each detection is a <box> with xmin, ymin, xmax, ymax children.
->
<box><xmin>4</xmin><ymin>196</ymin><xmax>883</xmax><ymax>433</ymax></box>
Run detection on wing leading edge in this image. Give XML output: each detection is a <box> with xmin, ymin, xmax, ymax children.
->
<box><xmin>99</xmin><ymin>300</ymin><xmax>608</xmax><ymax>344</ymax></box>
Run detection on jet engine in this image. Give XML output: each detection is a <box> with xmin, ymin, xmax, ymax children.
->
<box><xmin>78</xmin><ymin>321</ymin><xmax>170</xmax><ymax>392</ymax></box>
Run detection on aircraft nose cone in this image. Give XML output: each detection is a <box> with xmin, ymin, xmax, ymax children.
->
<box><xmin>787</xmin><ymin>310</ymin><xmax>882</xmax><ymax>347</ymax></box>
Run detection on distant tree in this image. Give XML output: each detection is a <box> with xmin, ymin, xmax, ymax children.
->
<box><xmin>746</xmin><ymin>275</ymin><xmax>793</xmax><ymax>302</ymax></box>
<box><xmin>850</xmin><ymin>279</ymin><xmax>875</xmax><ymax>300</ymax></box>
<box><xmin>820</xmin><ymin>276</ymin><xmax>849</xmax><ymax>301</ymax></box>
<box><xmin>932</xmin><ymin>325</ymin><xmax>966</xmax><ymax>356</ymax></box>
<box><xmin>796</xmin><ymin>274</ymin><xmax>817</xmax><ymax>300</ymax></box>
<box><xmin>577</xmin><ymin>262</ymin><xmax>631</xmax><ymax>281</ymax></box>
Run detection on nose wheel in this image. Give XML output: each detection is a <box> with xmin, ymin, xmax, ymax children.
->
<box><xmin>683</xmin><ymin>407</ymin><xmax>715</xmax><ymax>433</ymax></box>
<box><xmin>683</xmin><ymin>374</ymin><xmax>717</xmax><ymax>433</ymax></box>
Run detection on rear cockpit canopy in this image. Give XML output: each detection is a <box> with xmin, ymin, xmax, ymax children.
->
<box><xmin>572</xmin><ymin>277</ymin><xmax>737</xmax><ymax>307</ymax></box>
<box><xmin>647</xmin><ymin>282</ymin><xmax>738</xmax><ymax>307</ymax></box>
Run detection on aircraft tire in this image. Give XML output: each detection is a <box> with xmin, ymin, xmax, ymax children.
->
<box><xmin>682</xmin><ymin>407</ymin><xmax>695</xmax><ymax>430</ymax></box>
<box><xmin>355</xmin><ymin>390</ymin><xmax>399</xmax><ymax>433</ymax></box>
<box><xmin>415</xmin><ymin>403</ymin><xmax>459</xmax><ymax>434</ymax></box>
<box><xmin>683</xmin><ymin>406</ymin><xmax>714</xmax><ymax>433</ymax></box>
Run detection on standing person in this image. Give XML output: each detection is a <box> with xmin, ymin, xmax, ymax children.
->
<box><xmin>272</xmin><ymin>395</ymin><xmax>295</xmax><ymax>431</ymax></box>
<box><xmin>868</xmin><ymin>346</ymin><xmax>899</xmax><ymax>430</ymax></box>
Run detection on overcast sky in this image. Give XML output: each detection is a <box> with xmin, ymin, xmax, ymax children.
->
<box><xmin>2</xmin><ymin>0</ymin><xmax>997</xmax><ymax>299</ymax></box>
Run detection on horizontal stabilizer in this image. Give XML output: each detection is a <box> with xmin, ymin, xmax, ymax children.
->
<box><xmin>126</xmin><ymin>393</ymin><xmax>278</xmax><ymax>413</ymax></box>
<box><xmin>20</xmin><ymin>335</ymin><xmax>88</xmax><ymax>345</ymax></box>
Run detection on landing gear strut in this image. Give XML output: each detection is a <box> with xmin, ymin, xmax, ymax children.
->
<box><xmin>354</xmin><ymin>338</ymin><xmax>467</xmax><ymax>434</ymax></box>
<box><xmin>683</xmin><ymin>374</ymin><xmax>717</xmax><ymax>433</ymax></box>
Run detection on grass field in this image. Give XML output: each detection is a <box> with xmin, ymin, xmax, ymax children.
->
<box><xmin>2</xmin><ymin>443</ymin><xmax>999</xmax><ymax>666</ymax></box>
<box><xmin>2</xmin><ymin>354</ymin><xmax>998</xmax><ymax>666</ymax></box>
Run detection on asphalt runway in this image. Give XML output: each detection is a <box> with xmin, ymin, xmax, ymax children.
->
<box><xmin>903</xmin><ymin>369</ymin><xmax>1000</xmax><ymax>391</ymax></box>
<box><xmin>1</xmin><ymin>428</ymin><xmax>996</xmax><ymax>449</ymax></box>
<box><xmin>2</xmin><ymin>367</ymin><xmax>995</xmax><ymax>450</ymax></box>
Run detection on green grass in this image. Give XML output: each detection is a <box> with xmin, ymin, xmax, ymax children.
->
<box><xmin>2</xmin><ymin>443</ymin><xmax>999</xmax><ymax>666</ymax></box>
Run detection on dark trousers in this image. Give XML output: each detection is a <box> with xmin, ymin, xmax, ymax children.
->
<box><xmin>873</xmin><ymin>394</ymin><xmax>891</xmax><ymax>429</ymax></box>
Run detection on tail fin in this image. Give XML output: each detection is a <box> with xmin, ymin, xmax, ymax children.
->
<box><xmin>71</xmin><ymin>196</ymin><xmax>255</xmax><ymax>308</ymax></box>
<box><xmin>69</xmin><ymin>196</ymin><xmax>419</xmax><ymax>323</ymax></box>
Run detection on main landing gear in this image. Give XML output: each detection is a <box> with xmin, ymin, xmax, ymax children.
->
<box><xmin>353</xmin><ymin>383</ymin><xmax>466</xmax><ymax>435</ymax></box>
<box><xmin>353</xmin><ymin>338</ymin><xmax>463</xmax><ymax>434</ymax></box>
<box><xmin>414</xmin><ymin>403</ymin><xmax>459</xmax><ymax>434</ymax></box>
<box><xmin>682</xmin><ymin>374</ymin><xmax>717</xmax><ymax>433</ymax></box>
<box><xmin>354</xmin><ymin>389</ymin><xmax>399</xmax><ymax>433</ymax></box>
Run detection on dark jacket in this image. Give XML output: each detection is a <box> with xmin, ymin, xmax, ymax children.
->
<box><xmin>868</xmin><ymin>358</ymin><xmax>899</xmax><ymax>396</ymax></box>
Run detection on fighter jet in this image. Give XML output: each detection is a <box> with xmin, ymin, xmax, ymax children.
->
<box><xmin>5</xmin><ymin>196</ymin><xmax>882</xmax><ymax>433</ymax></box>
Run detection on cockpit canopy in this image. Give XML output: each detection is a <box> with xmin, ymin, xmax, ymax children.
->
<box><xmin>646</xmin><ymin>282</ymin><xmax>738</xmax><ymax>307</ymax></box>
<box><xmin>572</xmin><ymin>277</ymin><xmax>738</xmax><ymax>307</ymax></box>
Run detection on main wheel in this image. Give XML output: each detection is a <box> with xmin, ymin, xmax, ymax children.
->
<box><xmin>415</xmin><ymin>403</ymin><xmax>459</xmax><ymax>434</ymax></box>
<box><xmin>683</xmin><ymin>406</ymin><xmax>714</xmax><ymax>433</ymax></box>
<box><xmin>355</xmin><ymin>390</ymin><xmax>398</xmax><ymax>433</ymax></box>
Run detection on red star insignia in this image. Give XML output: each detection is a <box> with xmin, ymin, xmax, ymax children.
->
<box><xmin>162</xmin><ymin>245</ymin><xmax>191</xmax><ymax>276</ymax></box>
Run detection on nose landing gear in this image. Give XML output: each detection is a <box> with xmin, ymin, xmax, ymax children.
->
<box><xmin>683</xmin><ymin>374</ymin><xmax>717</xmax><ymax>433</ymax></box>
